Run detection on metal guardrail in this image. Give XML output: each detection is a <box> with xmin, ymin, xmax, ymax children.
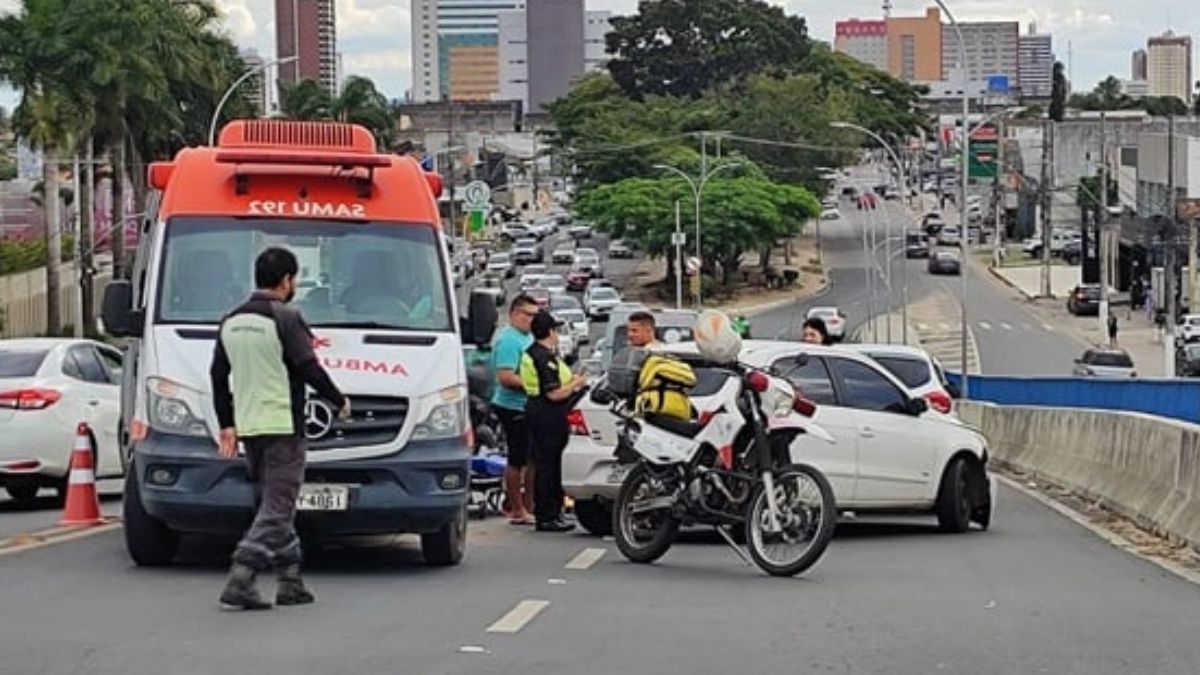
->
<box><xmin>946</xmin><ymin>373</ymin><xmax>1200</xmax><ymax>425</ymax></box>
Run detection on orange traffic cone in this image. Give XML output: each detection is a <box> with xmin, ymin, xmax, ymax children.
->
<box><xmin>60</xmin><ymin>423</ymin><xmax>104</xmax><ymax>527</ymax></box>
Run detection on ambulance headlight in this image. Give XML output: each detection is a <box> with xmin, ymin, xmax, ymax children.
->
<box><xmin>147</xmin><ymin>377</ymin><xmax>211</xmax><ymax>438</ymax></box>
<box><xmin>412</xmin><ymin>385</ymin><xmax>468</xmax><ymax>441</ymax></box>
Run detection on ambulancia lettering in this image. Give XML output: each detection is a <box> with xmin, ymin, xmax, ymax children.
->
<box><xmin>248</xmin><ymin>200</ymin><xmax>367</xmax><ymax>219</ymax></box>
<box><xmin>321</xmin><ymin>357</ymin><xmax>409</xmax><ymax>377</ymax></box>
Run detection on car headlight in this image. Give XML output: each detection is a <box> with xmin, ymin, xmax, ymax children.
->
<box><xmin>411</xmin><ymin>384</ymin><xmax>468</xmax><ymax>441</ymax></box>
<box><xmin>147</xmin><ymin>377</ymin><xmax>211</xmax><ymax>437</ymax></box>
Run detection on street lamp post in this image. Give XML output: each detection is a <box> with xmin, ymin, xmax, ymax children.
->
<box><xmin>832</xmin><ymin>121</ymin><xmax>908</xmax><ymax>344</ymax></box>
<box><xmin>654</xmin><ymin>161</ymin><xmax>742</xmax><ymax>307</ymax></box>
<box><xmin>931</xmin><ymin>0</ymin><xmax>972</xmax><ymax>398</ymax></box>
<box><xmin>208</xmin><ymin>55</ymin><xmax>299</xmax><ymax>146</ymax></box>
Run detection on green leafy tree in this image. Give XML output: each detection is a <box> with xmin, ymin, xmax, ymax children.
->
<box><xmin>544</xmin><ymin>72</ymin><xmax>720</xmax><ymax>190</ymax></box>
<box><xmin>575</xmin><ymin>166</ymin><xmax>819</xmax><ymax>286</ymax></box>
<box><xmin>331</xmin><ymin>76</ymin><xmax>396</xmax><ymax>148</ymax></box>
<box><xmin>605</xmin><ymin>0</ymin><xmax>810</xmax><ymax>100</ymax></box>
<box><xmin>1143</xmin><ymin>96</ymin><xmax>1189</xmax><ymax>117</ymax></box>
<box><xmin>281</xmin><ymin>79</ymin><xmax>334</xmax><ymax>121</ymax></box>
<box><xmin>723</xmin><ymin>72</ymin><xmax>855</xmax><ymax>189</ymax></box>
<box><xmin>1049</xmin><ymin>61</ymin><xmax>1068</xmax><ymax>122</ymax></box>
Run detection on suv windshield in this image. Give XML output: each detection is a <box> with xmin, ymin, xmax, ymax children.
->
<box><xmin>157</xmin><ymin>217</ymin><xmax>452</xmax><ymax>331</ymax></box>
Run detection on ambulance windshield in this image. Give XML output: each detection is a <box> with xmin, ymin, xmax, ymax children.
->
<box><xmin>156</xmin><ymin>216</ymin><xmax>453</xmax><ymax>332</ymax></box>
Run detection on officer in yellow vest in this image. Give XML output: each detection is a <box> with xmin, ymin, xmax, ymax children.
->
<box><xmin>519</xmin><ymin>310</ymin><xmax>587</xmax><ymax>532</ymax></box>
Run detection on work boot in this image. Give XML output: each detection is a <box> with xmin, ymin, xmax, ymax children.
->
<box><xmin>219</xmin><ymin>563</ymin><xmax>272</xmax><ymax>611</ymax></box>
<box><xmin>275</xmin><ymin>564</ymin><xmax>316</xmax><ymax>606</ymax></box>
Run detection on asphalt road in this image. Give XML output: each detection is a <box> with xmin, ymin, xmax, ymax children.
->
<box><xmin>753</xmin><ymin>180</ymin><xmax>1090</xmax><ymax>376</ymax></box>
<box><xmin>5</xmin><ymin>208</ymin><xmax>1200</xmax><ymax>675</ymax></box>
<box><xmin>2</xmin><ymin>484</ymin><xmax>1199</xmax><ymax>674</ymax></box>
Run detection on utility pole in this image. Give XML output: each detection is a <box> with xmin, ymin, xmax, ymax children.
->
<box><xmin>72</xmin><ymin>155</ymin><xmax>83</xmax><ymax>339</ymax></box>
<box><xmin>531</xmin><ymin>132</ymin><xmax>540</xmax><ymax>215</ymax></box>
<box><xmin>1099</xmin><ymin>112</ymin><xmax>1110</xmax><ymax>334</ymax></box>
<box><xmin>674</xmin><ymin>200</ymin><xmax>683</xmax><ymax>310</ymax></box>
<box><xmin>993</xmin><ymin>118</ymin><xmax>1005</xmax><ymax>267</ymax></box>
<box><xmin>1165</xmin><ymin>115</ymin><xmax>1178</xmax><ymax>376</ymax></box>
<box><xmin>447</xmin><ymin>103</ymin><xmax>457</xmax><ymax>242</ymax></box>
<box><xmin>1040</xmin><ymin>119</ymin><xmax>1054</xmax><ymax>298</ymax></box>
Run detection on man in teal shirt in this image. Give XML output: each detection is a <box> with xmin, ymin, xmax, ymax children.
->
<box><xmin>492</xmin><ymin>294</ymin><xmax>538</xmax><ymax>524</ymax></box>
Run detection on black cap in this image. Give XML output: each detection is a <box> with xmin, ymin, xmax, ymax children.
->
<box><xmin>531</xmin><ymin>310</ymin><xmax>564</xmax><ymax>339</ymax></box>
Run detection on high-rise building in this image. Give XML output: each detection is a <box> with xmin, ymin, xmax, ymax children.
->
<box><xmin>941</xmin><ymin>21</ymin><xmax>1019</xmax><ymax>87</ymax></box>
<box><xmin>1146</xmin><ymin>31</ymin><xmax>1193</xmax><ymax>103</ymax></box>
<box><xmin>834</xmin><ymin>19</ymin><xmax>889</xmax><ymax>72</ymax></box>
<box><xmin>239</xmin><ymin>48</ymin><xmax>268</xmax><ymax>116</ymax></box>
<box><xmin>410</xmin><ymin>0</ymin><xmax>528</xmax><ymax>102</ymax></box>
<box><xmin>497</xmin><ymin>10</ymin><xmax>528</xmax><ymax>107</ymax></box>
<box><xmin>1017</xmin><ymin>25</ymin><xmax>1054</xmax><ymax>99</ymax></box>
<box><xmin>526</xmin><ymin>0</ymin><xmax>585</xmax><ymax>112</ymax></box>
<box><xmin>885</xmin><ymin>7</ymin><xmax>943</xmax><ymax>82</ymax></box>
<box><xmin>1131</xmin><ymin>48</ymin><xmax>1148</xmax><ymax>80</ymax></box>
<box><xmin>498</xmin><ymin>2</ymin><xmax>607</xmax><ymax>112</ymax></box>
<box><xmin>275</xmin><ymin>0</ymin><xmax>337</xmax><ymax>95</ymax></box>
<box><xmin>584</xmin><ymin>10</ymin><xmax>612</xmax><ymax>72</ymax></box>
<box><xmin>411</xmin><ymin>0</ymin><xmax>439</xmax><ymax>102</ymax></box>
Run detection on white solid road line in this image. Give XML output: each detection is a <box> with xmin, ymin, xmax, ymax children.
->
<box><xmin>487</xmin><ymin>600</ymin><xmax>551</xmax><ymax>634</ymax></box>
<box><xmin>565</xmin><ymin>547</ymin><xmax>606</xmax><ymax>570</ymax></box>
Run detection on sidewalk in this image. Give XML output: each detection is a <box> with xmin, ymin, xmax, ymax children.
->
<box><xmin>985</xmin><ymin>262</ymin><xmax>1168</xmax><ymax>377</ymax></box>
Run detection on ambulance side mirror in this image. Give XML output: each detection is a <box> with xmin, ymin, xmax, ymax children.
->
<box><xmin>101</xmin><ymin>280</ymin><xmax>143</xmax><ymax>338</ymax></box>
<box><xmin>465</xmin><ymin>291</ymin><xmax>498</xmax><ymax>347</ymax></box>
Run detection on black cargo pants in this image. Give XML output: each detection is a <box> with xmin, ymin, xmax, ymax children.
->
<box><xmin>232</xmin><ymin>435</ymin><xmax>306</xmax><ymax>572</ymax></box>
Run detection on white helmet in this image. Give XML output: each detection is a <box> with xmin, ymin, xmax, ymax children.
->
<box><xmin>694</xmin><ymin>309</ymin><xmax>743</xmax><ymax>364</ymax></box>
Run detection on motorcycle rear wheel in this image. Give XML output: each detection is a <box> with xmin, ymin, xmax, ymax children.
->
<box><xmin>613</xmin><ymin>464</ymin><xmax>679</xmax><ymax>564</ymax></box>
<box><xmin>745</xmin><ymin>464</ymin><xmax>836</xmax><ymax>577</ymax></box>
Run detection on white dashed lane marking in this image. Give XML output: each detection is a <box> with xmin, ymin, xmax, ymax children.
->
<box><xmin>487</xmin><ymin>600</ymin><xmax>551</xmax><ymax>634</ymax></box>
<box><xmin>565</xmin><ymin>547</ymin><xmax>606</xmax><ymax>571</ymax></box>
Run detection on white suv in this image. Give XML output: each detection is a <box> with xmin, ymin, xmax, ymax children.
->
<box><xmin>563</xmin><ymin>340</ymin><xmax>994</xmax><ymax>536</ymax></box>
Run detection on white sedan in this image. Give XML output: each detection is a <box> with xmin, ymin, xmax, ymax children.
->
<box><xmin>563</xmin><ymin>340</ymin><xmax>994</xmax><ymax>536</ymax></box>
<box><xmin>583</xmin><ymin>286</ymin><xmax>622</xmax><ymax>320</ymax></box>
<box><xmin>0</xmin><ymin>339</ymin><xmax>125</xmax><ymax>504</ymax></box>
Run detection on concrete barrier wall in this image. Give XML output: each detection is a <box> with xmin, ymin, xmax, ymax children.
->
<box><xmin>959</xmin><ymin>402</ymin><xmax>1200</xmax><ymax>551</ymax></box>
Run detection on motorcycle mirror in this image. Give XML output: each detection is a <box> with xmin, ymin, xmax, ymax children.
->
<box><xmin>590</xmin><ymin>388</ymin><xmax>617</xmax><ymax>406</ymax></box>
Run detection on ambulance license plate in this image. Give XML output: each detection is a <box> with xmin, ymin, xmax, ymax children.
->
<box><xmin>296</xmin><ymin>484</ymin><xmax>349</xmax><ymax>511</ymax></box>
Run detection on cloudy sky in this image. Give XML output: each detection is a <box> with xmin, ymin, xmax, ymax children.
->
<box><xmin>0</xmin><ymin>0</ymin><xmax>1197</xmax><ymax>109</ymax></box>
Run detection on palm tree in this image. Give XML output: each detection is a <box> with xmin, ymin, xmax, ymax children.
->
<box><xmin>282</xmin><ymin>76</ymin><xmax>396</xmax><ymax>148</ymax></box>
<box><xmin>0</xmin><ymin>0</ymin><xmax>93</xmax><ymax>335</ymax></box>
<box><xmin>332</xmin><ymin>76</ymin><xmax>395</xmax><ymax>148</ymax></box>
<box><xmin>281</xmin><ymin>79</ymin><xmax>334</xmax><ymax>121</ymax></box>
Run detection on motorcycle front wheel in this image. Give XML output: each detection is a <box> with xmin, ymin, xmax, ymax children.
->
<box><xmin>613</xmin><ymin>463</ymin><xmax>680</xmax><ymax>564</ymax></box>
<box><xmin>745</xmin><ymin>464</ymin><xmax>836</xmax><ymax>577</ymax></box>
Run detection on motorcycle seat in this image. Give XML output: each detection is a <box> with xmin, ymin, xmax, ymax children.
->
<box><xmin>644</xmin><ymin>413</ymin><xmax>705</xmax><ymax>439</ymax></box>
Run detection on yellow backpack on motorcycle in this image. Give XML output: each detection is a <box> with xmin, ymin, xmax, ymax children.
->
<box><xmin>635</xmin><ymin>354</ymin><xmax>697</xmax><ymax>420</ymax></box>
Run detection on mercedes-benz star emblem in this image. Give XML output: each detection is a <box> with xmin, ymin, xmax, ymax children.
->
<box><xmin>304</xmin><ymin>399</ymin><xmax>336</xmax><ymax>440</ymax></box>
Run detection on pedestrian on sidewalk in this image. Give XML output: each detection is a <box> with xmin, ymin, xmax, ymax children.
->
<box><xmin>520</xmin><ymin>311</ymin><xmax>588</xmax><ymax>533</ymax></box>
<box><xmin>802</xmin><ymin>317</ymin><xmax>832</xmax><ymax>346</ymax></box>
<box><xmin>1107</xmin><ymin>313</ymin><xmax>1119</xmax><ymax>347</ymax></box>
<box><xmin>210</xmin><ymin>247</ymin><xmax>349</xmax><ymax>611</ymax></box>
<box><xmin>491</xmin><ymin>295</ymin><xmax>539</xmax><ymax>526</ymax></box>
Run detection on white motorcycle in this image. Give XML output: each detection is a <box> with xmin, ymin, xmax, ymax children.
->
<box><xmin>593</xmin><ymin>362</ymin><xmax>838</xmax><ymax>578</ymax></box>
